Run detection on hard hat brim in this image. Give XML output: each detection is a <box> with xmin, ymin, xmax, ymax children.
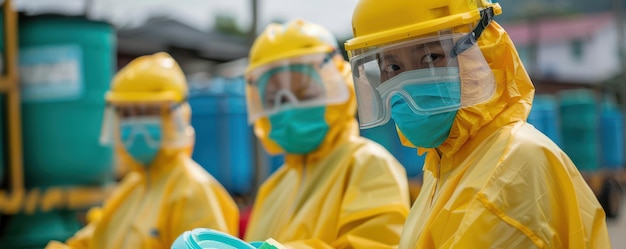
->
<box><xmin>105</xmin><ymin>91</ymin><xmax>183</xmax><ymax>104</ymax></box>
<box><xmin>345</xmin><ymin>5</ymin><xmax>502</xmax><ymax>52</ymax></box>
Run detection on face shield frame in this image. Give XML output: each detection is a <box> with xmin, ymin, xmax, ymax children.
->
<box><xmin>245</xmin><ymin>52</ymin><xmax>350</xmax><ymax>124</ymax></box>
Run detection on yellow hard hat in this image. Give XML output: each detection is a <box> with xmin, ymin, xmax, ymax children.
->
<box><xmin>106</xmin><ymin>52</ymin><xmax>187</xmax><ymax>104</ymax></box>
<box><xmin>246</xmin><ymin>19</ymin><xmax>339</xmax><ymax>74</ymax></box>
<box><xmin>345</xmin><ymin>0</ymin><xmax>502</xmax><ymax>52</ymax></box>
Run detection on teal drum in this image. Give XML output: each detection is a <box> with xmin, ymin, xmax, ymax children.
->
<box><xmin>559</xmin><ymin>89</ymin><xmax>600</xmax><ymax>172</ymax></box>
<box><xmin>600</xmin><ymin>98</ymin><xmax>624</xmax><ymax>169</ymax></box>
<box><xmin>18</xmin><ymin>16</ymin><xmax>115</xmax><ymax>188</ymax></box>
<box><xmin>527</xmin><ymin>95</ymin><xmax>561</xmax><ymax>146</ymax></box>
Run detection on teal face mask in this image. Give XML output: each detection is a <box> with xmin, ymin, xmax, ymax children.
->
<box><xmin>268</xmin><ymin>106</ymin><xmax>329</xmax><ymax>154</ymax></box>
<box><xmin>389</xmin><ymin>68</ymin><xmax>461</xmax><ymax>148</ymax></box>
<box><xmin>119</xmin><ymin>117</ymin><xmax>162</xmax><ymax>166</ymax></box>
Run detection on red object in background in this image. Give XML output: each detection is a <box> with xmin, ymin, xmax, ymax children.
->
<box><xmin>239</xmin><ymin>205</ymin><xmax>253</xmax><ymax>239</ymax></box>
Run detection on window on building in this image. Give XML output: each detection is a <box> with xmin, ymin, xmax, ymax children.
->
<box><xmin>571</xmin><ymin>40</ymin><xmax>583</xmax><ymax>60</ymax></box>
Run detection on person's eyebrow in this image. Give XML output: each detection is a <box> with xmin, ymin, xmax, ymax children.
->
<box><xmin>413</xmin><ymin>41</ymin><xmax>448</xmax><ymax>54</ymax></box>
<box><xmin>383</xmin><ymin>45</ymin><xmax>429</xmax><ymax>65</ymax></box>
<box><xmin>382</xmin><ymin>53</ymin><xmax>398</xmax><ymax>62</ymax></box>
<box><xmin>412</xmin><ymin>43</ymin><xmax>427</xmax><ymax>52</ymax></box>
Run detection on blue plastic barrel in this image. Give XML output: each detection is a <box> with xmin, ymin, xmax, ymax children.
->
<box><xmin>268</xmin><ymin>154</ymin><xmax>285</xmax><ymax>174</ymax></box>
<box><xmin>600</xmin><ymin>99</ymin><xmax>624</xmax><ymax>168</ymax></box>
<box><xmin>189</xmin><ymin>93</ymin><xmax>221</xmax><ymax>179</ymax></box>
<box><xmin>528</xmin><ymin>95</ymin><xmax>561</xmax><ymax>146</ymax></box>
<box><xmin>189</xmin><ymin>77</ymin><xmax>254</xmax><ymax>195</ymax></box>
<box><xmin>393</xmin><ymin>142</ymin><xmax>425</xmax><ymax>178</ymax></box>
<box><xmin>220</xmin><ymin>78</ymin><xmax>254</xmax><ymax>194</ymax></box>
<box><xmin>262</xmin><ymin>150</ymin><xmax>285</xmax><ymax>176</ymax></box>
<box><xmin>360</xmin><ymin>120</ymin><xmax>425</xmax><ymax>178</ymax></box>
<box><xmin>526</xmin><ymin>102</ymin><xmax>543</xmax><ymax>130</ymax></box>
<box><xmin>559</xmin><ymin>89</ymin><xmax>599</xmax><ymax>172</ymax></box>
<box><xmin>359</xmin><ymin>121</ymin><xmax>396</xmax><ymax>151</ymax></box>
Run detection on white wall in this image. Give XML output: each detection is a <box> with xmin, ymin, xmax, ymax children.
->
<box><xmin>536</xmin><ymin>22</ymin><xmax>621</xmax><ymax>83</ymax></box>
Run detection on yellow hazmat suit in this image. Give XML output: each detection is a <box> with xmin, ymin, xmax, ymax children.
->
<box><xmin>244</xmin><ymin>19</ymin><xmax>411</xmax><ymax>249</ymax></box>
<box><xmin>46</xmin><ymin>52</ymin><xmax>239</xmax><ymax>249</ymax></box>
<box><xmin>345</xmin><ymin>0</ymin><xmax>610</xmax><ymax>248</ymax></box>
<box><xmin>399</xmin><ymin>24</ymin><xmax>611</xmax><ymax>248</ymax></box>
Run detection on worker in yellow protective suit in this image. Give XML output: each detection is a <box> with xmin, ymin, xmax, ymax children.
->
<box><xmin>46</xmin><ymin>52</ymin><xmax>239</xmax><ymax>249</ymax></box>
<box><xmin>243</xmin><ymin>19</ymin><xmax>411</xmax><ymax>249</ymax></box>
<box><xmin>344</xmin><ymin>0</ymin><xmax>611</xmax><ymax>248</ymax></box>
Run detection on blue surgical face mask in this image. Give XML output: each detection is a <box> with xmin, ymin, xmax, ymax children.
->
<box><xmin>388</xmin><ymin>68</ymin><xmax>461</xmax><ymax>148</ymax></box>
<box><xmin>119</xmin><ymin>117</ymin><xmax>163</xmax><ymax>166</ymax></box>
<box><xmin>268</xmin><ymin>106</ymin><xmax>329</xmax><ymax>154</ymax></box>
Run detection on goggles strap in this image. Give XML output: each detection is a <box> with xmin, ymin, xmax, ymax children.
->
<box><xmin>451</xmin><ymin>7</ymin><xmax>495</xmax><ymax>57</ymax></box>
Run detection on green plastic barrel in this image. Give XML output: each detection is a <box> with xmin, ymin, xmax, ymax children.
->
<box><xmin>18</xmin><ymin>16</ymin><xmax>115</xmax><ymax>188</ymax></box>
<box><xmin>0</xmin><ymin>210</ymin><xmax>82</xmax><ymax>248</ymax></box>
<box><xmin>559</xmin><ymin>89</ymin><xmax>599</xmax><ymax>172</ymax></box>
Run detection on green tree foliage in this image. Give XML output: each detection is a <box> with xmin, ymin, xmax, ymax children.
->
<box><xmin>215</xmin><ymin>14</ymin><xmax>248</xmax><ymax>38</ymax></box>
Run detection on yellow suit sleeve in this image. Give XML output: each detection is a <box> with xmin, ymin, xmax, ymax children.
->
<box><xmin>65</xmin><ymin>222</ymin><xmax>98</xmax><ymax>249</ymax></box>
<box><xmin>437</xmin><ymin>195</ymin><xmax>600</xmax><ymax>249</ymax></box>
<box><xmin>276</xmin><ymin>211</ymin><xmax>407</xmax><ymax>249</ymax></box>
<box><xmin>160</xmin><ymin>176</ymin><xmax>239</xmax><ymax>247</ymax></box>
<box><xmin>434</xmin><ymin>139</ymin><xmax>610</xmax><ymax>249</ymax></box>
<box><xmin>333</xmin><ymin>156</ymin><xmax>410</xmax><ymax>249</ymax></box>
<box><xmin>44</xmin><ymin>241</ymin><xmax>71</xmax><ymax>249</ymax></box>
<box><xmin>286</xmin><ymin>148</ymin><xmax>410</xmax><ymax>249</ymax></box>
<box><xmin>43</xmin><ymin>218</ymin><xmax>97</xmax><ymax>249</ymax></box>
<box><xmin>44</xmin><ymin>173</ymin><xmax>141</xmax><ymax>249</ymax></box>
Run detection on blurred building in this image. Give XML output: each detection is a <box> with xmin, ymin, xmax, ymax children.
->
<box><xmin>502</xmin><ymin>12</ymin><xmax>624</xmax><ymax>96</ymax></box>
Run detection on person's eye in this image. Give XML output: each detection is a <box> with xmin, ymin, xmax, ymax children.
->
<box><xmin>383</xmin><ymin>64</ymin><xmax>401</xmax><ymax>73</ymax></box>
<box><xmin>298</xmin><ymin>91</ymin><xmax>321</xmax><ymax>101</ymax></box>
<box><xmin>264</xmin><ymin>94</ymin><xmax>275</xmax><ymax>108</ymax></box>
<box><xmin>293</xmin><ymin>84</ymin><xmax>318</xmax><ymax>101</ymax></box>
<box><xmin>421</xmin><ymin>53</ymin><xmax>442</xmax><ymax>64</ymax></box>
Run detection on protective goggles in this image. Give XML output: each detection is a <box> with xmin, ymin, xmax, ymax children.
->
<box><xmin>349</xmin><ymin>32</ymin><xmax>496</xmax><ymax>129</ymax></box>
<box><xmin>99</xmin><ymin>101</ymin><xmax>192</xmax><ymax>148</ymax></box>
<box><xmin>246</xmin><ymin>52</ymin><xmax>349</xmax><ymax>123</ymax></box>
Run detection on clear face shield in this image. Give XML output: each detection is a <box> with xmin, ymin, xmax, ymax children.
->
<box><xmin>246</xmin><ymin>52</ymin><xmax>350</xmax><ymax>123</ymax></box>
<box><xmin>349</xmin><ymin>32</ymin><xmax>496</xmax><ymax>129</ymax></box>
<box><xmin>99</xmin><ymin>101</ymin><xmax>192</xmax><ymax>150</ymax></box>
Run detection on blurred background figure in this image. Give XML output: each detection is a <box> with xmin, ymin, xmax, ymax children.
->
<box><xmin>45</xmin><ymin>52</ymin><xmax>239</xmax><ymax>249</ymax></box>
<box><xmin>345</xmin><ymin>0</ymin><xmax>610</xmax><ymax>248</ymax></box>
<box><xmin>242</xmin><ymin>19</ymin><xmax>410</xmax><ymax>248</ymax></box>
